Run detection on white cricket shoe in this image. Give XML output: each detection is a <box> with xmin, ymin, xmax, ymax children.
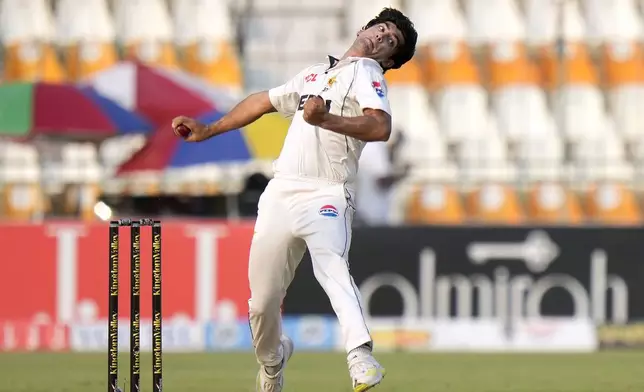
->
<box><xmin>348</xmin><ymin>352</ymin><xmax>386</xmax><ymax>392</ymax></box>
<box><xmin>256</xmin><ymin>335</ymin><xmax>294</xmax><ymax>392</ymax></box>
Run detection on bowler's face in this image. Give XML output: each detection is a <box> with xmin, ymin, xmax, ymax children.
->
<box><xmin>356</xmin><ymin>22</ymin><xmax>404</xmax><ymax>69</ymax></box>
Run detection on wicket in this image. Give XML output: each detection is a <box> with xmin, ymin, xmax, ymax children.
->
<box><xmin>108</xmin><ymin>218</ymin><xmax>162</xmax><ymax>392</ymax></box>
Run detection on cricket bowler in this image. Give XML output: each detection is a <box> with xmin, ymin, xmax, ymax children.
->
<box><xmin>172</xmin><ymin>8</ymin><xmax>417</xmax><ymax>391</ymax></box>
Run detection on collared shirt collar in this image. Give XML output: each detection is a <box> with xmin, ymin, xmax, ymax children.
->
<box><xmin>326</xmin><ymin>55</ymin><xmax>384</xmax><ymax>73</ymax></box>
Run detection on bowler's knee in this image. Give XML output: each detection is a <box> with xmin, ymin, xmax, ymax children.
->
<box><xmin>248</xmin><ymin>294</ymin><xmax>281</xmax><ymax>317</ymax></box>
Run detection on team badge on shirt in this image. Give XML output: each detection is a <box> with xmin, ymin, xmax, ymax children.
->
<box><xmin>372</xmin><ymin>81</ymin><xmax>385</xmax><ymax>98</ymax></box>
<box><xmin>321</xmin><ymin>76</ymin><xmax>337</xmax><ymax>93</ymax></box>
<box><xmin>319</xmin><ymin>205</ymin><xmax>339</xmax><ymax>218</ymax></box>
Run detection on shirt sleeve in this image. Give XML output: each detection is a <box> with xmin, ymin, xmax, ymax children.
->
<box><xmin>353</xmin><ymin>61</ymin><xmax>392</xmax><ymax>115</ymax></box>
<box><xmin>268</xmin><ymin>67</ymin><xmax>311</xmax><ymax>117</ymax></box>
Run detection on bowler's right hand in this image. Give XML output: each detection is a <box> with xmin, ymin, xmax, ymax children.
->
<box><xmin>171</xmin><ymin>116</ymin><xmax>209</xmax><ymax>142</ymax></box>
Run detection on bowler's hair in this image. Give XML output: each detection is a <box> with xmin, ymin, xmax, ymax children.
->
<box><xmin>364</xmin><ymin>7</ymin><xmax>417</xmax><ymax>70</ymax></box>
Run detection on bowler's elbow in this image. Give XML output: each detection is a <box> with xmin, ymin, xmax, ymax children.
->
<box><xmin>251</xmin><ymin>90</ymin><xmax>278</xmax><ymax>114</ymax></box>
<box><xmin>374</xmin><ymin>123</ymin><xmax>391</xmax><ymax>142</ymax></box>
<box><xmin>364</xmin><ymin>108</ymin><xmax>392</xmax><ymax>142</ymax></box>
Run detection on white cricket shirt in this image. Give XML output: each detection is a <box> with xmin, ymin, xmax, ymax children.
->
<box><xmin>268</xmin><ymin>56</ymin><xmax>392</xmax><ymax>186</ymax></box>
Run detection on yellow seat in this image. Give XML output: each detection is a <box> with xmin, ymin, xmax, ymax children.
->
<box><xmin>487</xmin><ymin>42</ymin><xmax>540</xmax><ymax>90</ymax></box>
<box><xmin>385</xmin><ymin>58</ymin><xmax>424</xmax><ymax>86</ymax></box>
<box><xmin>601</xmin><ymin>41</ymin><xmax>644</xmax><ymax>88</ymax></box>
<box><xmin>181</xmin><ymin>41</ymin><xmax>242</xmax><ymax>88</ymax></box>
<box><xmin>526</xmin><ymin>182</ymin><xmax>583</xmax><ymax>224</ymax></box>
<box><xmin>63</xmin><ymin>42</ymin><xmax>118</xmax><ymax>81</ymax></box>
<box><xmin>62</xmin><ymin>184</ymin><xmax>102</xmax><ymax>221</ymax></box>
<box><xmin>405</xmin><ymin>184</ymin><xmax>465</xmax><ymax>224</ymax></box>
<box><xmin>124</xmin><ymin>41</ymin><xmax>178</xmax><ymax>68</ymax></box>
<box><xmin>466</xmin><ymin>184</ymin><xmax>524</xmax><ymax>224</ymax></box>
<box><xmin>585</xmin><ymin>183</ymin><xmax>641</xmax><ymax>225</ymax></box>
<box><xmin>3</xmin><ymin>42</ymin><xmax>66</xmax><ymax>82</ymax></box>
<box><xmin>538</xmin><ymin>42</ymin><xmax>598</xmax><ymax>90</ymax></box>
<box><xmin>1</xmin><ymin>184</ymin><xmax>45</xmax><ymax>221</ymax></box>
<box><xmin>421</xmin><ymin>41</ymin><xmax>480</xmax><ymax>91</ymax></box>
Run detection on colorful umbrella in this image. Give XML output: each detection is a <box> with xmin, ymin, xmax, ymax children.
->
<box><xmin>117</xmin><ymin>110</ymin><xmax>291</xmax><ymax>174</ymax></box>
<box><xmin>78</xmin><ymin>87</ymin><xmax>153</xmax><ymax>135</ymax></box>
<box><xmin>0</xmin><ymin>82</ymin><xmax>153</xmax><ymax>139</ymax></box>
<box><xmin>84</xmin><ymin>61</ymin><xmax>224</xmax><ymax>126</ymax></box>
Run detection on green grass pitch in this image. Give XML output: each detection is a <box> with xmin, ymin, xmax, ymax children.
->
<box><xmin>0</xmin><ymin>351</ymin><xmax>642</xmax><ymax>391</ymax></box>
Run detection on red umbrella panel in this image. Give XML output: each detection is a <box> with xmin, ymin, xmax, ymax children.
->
<box><xmin>84</xmin><ymin>62</ymin><xmax>216</xmax><ymax>126</ymax></box>
<box><xmin>0</xmin><ymin>82</ymin><xmax>150</xmax><ymax>139</ymax></box>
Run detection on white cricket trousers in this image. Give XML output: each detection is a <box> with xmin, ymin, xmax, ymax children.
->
<box><xmin>247</xmin><ymin>177</ymin><xmax>372</xmax><ymax>366</ymax></box>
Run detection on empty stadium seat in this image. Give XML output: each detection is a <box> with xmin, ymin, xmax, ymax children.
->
<box><xmin>346</xmin><ymin>0</ymin><xmax>402</xmax><ymax>33</ymax></box>
<box><xmin>538</xmin><ymin>42</ymin><xmax>598</xmax><ymax>91</ymax></box>
<box><xmin>466</xmin><ymin>183</ymin><xmax>525</xmax><ymax>224</ymax></box>
<box><xmin>571</xmin><ymin>120</ymin><xmax>634</xmax><ymax>183</ymax></box>
<box><xmin>404</xmin><ymin>183</ymin><xmax>466</xmax><ymax>224</ymax></box>
<box><xmin>492</xmin><ymin>85</ymin><xmax>555</xmax><ymax>143</ymax></box>
<box><xmin>487</xmin><ymin>42</ymin><xmax>540</xmax><ymax>90</ymax></box>
<box><xmin>114</xmin><ymin>0</ymin><xmax>178</xmax><ymax>68</ymax></box>
<box><xmin>0</xmin><ymin>142</ymin><xmax>44</xmax><ymax>220</ymax></box>
<box><xmin>406</xmin><ymin>0</ymin><xmax>467</xmax><ymax>44</ymax></box>
<box><xmin>436</xmin><ymin>84</ymin><xmax>489</xmax><ymax>143</ymax></box>
<box><xmin>385</xmin><ymin>59</ymin><xmax>425</xmax><ymax>86</ymax></box>
<box><xmin>171</xmin><ymin>0</ymin><xmax>242</xmax><ymax>91</ymax></box>
<box><xmin>552</xmin><ymin>84</ymin><xmax>607</xmax><ymax>142</ymax></box>
<box><xmin>56</xmin><ymin>143</ymin><xmax>101</xmax><ymax>219</ymax></box>
<box><xmin>609</xmin><ymin>84</ymin><xmax>644</xmax><ymax>142</ymax></box>
<box><xmin>0</xmin><ymin>0</ymin><xmax>66</xmax><ymax>82</ymax></box>
<box><xmin>387</xmin><ymin>85</ymin><xmax>445</xmax><ymax>169</ymax></box>
<box><xmin>525</xmin><ymin>0</ymin><xmax>586</xmax><ymax>46</ymax></box>
<box><xmin>456</xmin><ymin>120</ymin><xmax>518</xmax><ymax>183</ymax></box>
<box><xmin>99</xmin><ymin>135</ymin><xmax>146</xmax><ymax>177</ymax></box>
<box><xmin>60</xmin><ymin>143</ymin><xmax>102</xmax><ymax>184</ymax></box>
<box><xmin>423</xmin><ymin>41</ymin><xmax>480</xmax><ymax>91</ymax></box>
<box><xmin>463</xmin><ymin>0</ymin><xmax>525</xmax><ymax>45</ymax></box>
<box><xmin>602</xmin><ymin>41</ymin><xmax>644</xmax><ymax>87</ymax></box>
<box><xmin>584</xmin><ymin>0</ymin><xmax>642</xmax><ymax>44</ymax></box>
<box><xmin>515</xmin><ymin>128</ymin><xmax>567</xmax><ymax>183</ymax></box>
<box><xmin>164</xmin><ymin>164</ymin><xmax>224</xmax><ymax>196</ymax></box>
<box><xmin>526</xmin><ymin>0</ymin><xmax>597</xmax><ymax>90</ymax></box>
<box><xmin>585</xmin><ymin>182</ymin><xmax>642</xmax><ymax>224</ymax></box>
<box><xmin>56</xmin><ymin>0</ymin><xmax>117</xmax><ymax>81</ymax></box>
<box><xmin>526</xmin><ymin>182</ymin><xmax>584</xmax><ymax>224</ymax></box>
<box><xmin>121</xmin><ymin>172</ymin><xmax>162</xmax><ymax>196</ymax></box>
<box><xmin>628</xmin><ymin>138</ymin><xmax>644</xmax><ymax>170</ymax></box>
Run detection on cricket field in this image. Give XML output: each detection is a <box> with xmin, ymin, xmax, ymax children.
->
<box><xmin>0</xmin><ymin>351</ymin><xmax>642</xmax><ymax>391</ymax></box>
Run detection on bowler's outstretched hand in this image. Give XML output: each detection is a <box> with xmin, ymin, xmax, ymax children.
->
<box><xmin>172</xmin><ymin>116</ymin><xmax>209</xmax><ymax>142</ymax></box>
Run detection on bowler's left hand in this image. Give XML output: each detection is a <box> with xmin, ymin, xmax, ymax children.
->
<box><xmin>303</xmin><ymin>96</ymin><xmax>329</xmax><ymax>126</ymax></box>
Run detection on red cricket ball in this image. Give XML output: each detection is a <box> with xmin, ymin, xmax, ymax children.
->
<box><xmin>176</xmin><ymin>124</ymin><xmax>191</xmax><ymax>138</ymax></box>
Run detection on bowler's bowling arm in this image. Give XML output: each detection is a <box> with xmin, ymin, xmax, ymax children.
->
<box><xmin>202</xmin><ymin>91</ymin><xmax>276</xmax><ymax>139</ymax></box>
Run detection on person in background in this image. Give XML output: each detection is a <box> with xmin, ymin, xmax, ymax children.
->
<box><xmin>356</xmin><ymin>129</ymin><xmax>408</xmax><ymax>226</ymax></box>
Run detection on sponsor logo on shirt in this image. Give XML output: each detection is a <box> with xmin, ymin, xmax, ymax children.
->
<box><xmin>319</xmin><ymin>205</ymin><xmax>339</xmax><ymax>218</ymax></box>
<box><xmin>297</xmin><ymin>95</ymin><xmax>332</xmax><ymax>111</ymax></box>
<box><xmin>372</xmin><ymin>81</ymin><xmax>385</xmax><ymax>97</ymax></box>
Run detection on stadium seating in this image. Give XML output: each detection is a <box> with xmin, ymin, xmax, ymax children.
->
<box><xmin>0</xmin><ymin>142</ymin><xmax>44</xmax><ymax>220</ymax></box>
<box><xmin>1</xmin><ymin>0</ymin><xmax>644</xmax><ymax>224</ymax></box>
<box><xmin>526</xmin><ymin>182</ymin><xmax>584</xmax><ymax>224</ymax></box>
<box><xmin>170</xmin><ymin>0</ymin><xmax>242</xmax><ymax>92</ymax></box>
<box><xmin>56</xmin><ymin>0</ymin><xmax>118</xmax><ymax>81</ymax></box>
<box><xmin>0</xmin><ymin>0</ymin><xmax>66</xmax><ymax>82</ymax></box>
<box><xmin>114</xmin><ymin>0</ymin><xmax>178</xmax><ymax>67</ymax></box>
